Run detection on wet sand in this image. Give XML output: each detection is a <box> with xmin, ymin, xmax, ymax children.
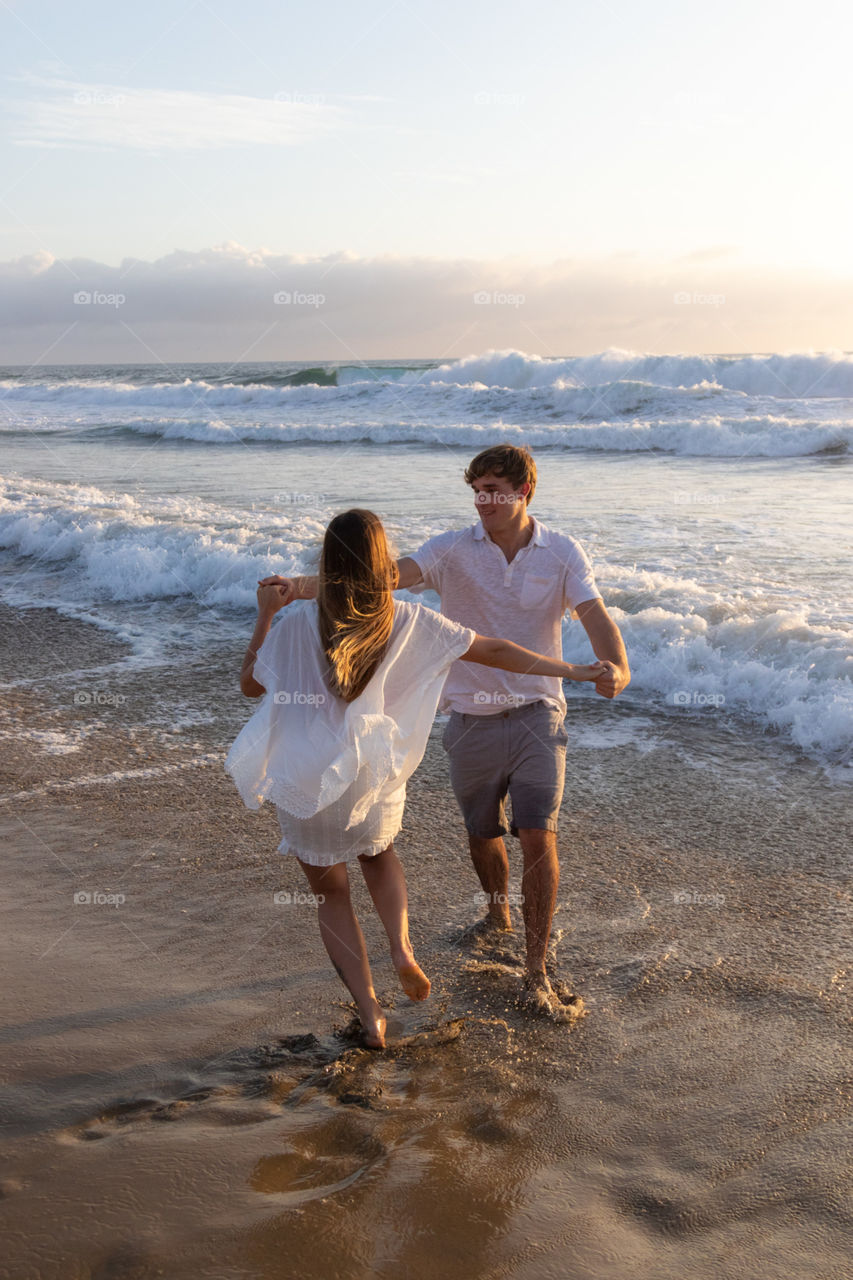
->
<box><xmin>0</xmin><ymin>605</ymin><xmax>851</xmax><ymax>1280</ymax></box>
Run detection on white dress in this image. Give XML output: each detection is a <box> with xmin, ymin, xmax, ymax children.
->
<box><xmin>225</xmin><ymin>599</ymin><xmax>475</xmax><ymax>865</ymax></box>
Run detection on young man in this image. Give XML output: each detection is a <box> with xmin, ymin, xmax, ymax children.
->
<box><xmin>260</xmin><ymin>445</ymin><xmax>630</xmax><ymax>1021</ymax></box>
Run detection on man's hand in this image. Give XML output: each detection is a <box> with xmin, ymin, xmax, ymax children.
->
<box><xmin>575</xmin><ymin>599</ymin><xmax>631</xmax><ymax>700</ymax></box>
<box><xmin>593</xmin><ymin>659</ymin><xmax>631</xmax><ymax>700</ymax></box>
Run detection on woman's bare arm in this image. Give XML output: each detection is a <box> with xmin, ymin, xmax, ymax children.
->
<box><xmin>240</xmin><ymin>584</ymin><xmax>288</xmax><ymax>697</ymax></box>
<box><xmin>461</xmin><ymin>634</ymin><xmax>606</xmax><ymax>682</ymax></box>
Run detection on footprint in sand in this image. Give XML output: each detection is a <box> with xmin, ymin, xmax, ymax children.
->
<box><xmin>60</xmin><ymin>1082</ymin><xmax>285</xmax><ymax>1142</ymax></box>
<box><xmin>57</xmin><ymin>1019</ymin><xmax>467</xmax><ymax>1144</ymax></box>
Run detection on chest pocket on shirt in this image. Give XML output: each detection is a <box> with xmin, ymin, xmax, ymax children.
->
<box><xmin>519</xmin><ymin>572</ymin><xmax>556</xmax><ymax>609</ymax></box>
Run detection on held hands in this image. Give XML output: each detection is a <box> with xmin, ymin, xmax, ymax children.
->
<box><xmin>592</xmin><ymin>659</ymin><xmax>631</xmax><ymax>700</ymax></box>
<box><xmin>256</xmin><ymin>581</ymin><xmax>291</xmax><ymax>617</ymax></box>
<box><xmin>567</xmin><ymin>659</ymin><xmax>631</xmax><ymax>699</ymax></box>
<box><xmin>258</xmin><ymin>573</ymin><xmax>319</xmax><ymax>604</ymax></box>
<box><xmin>568</xmin><ymin>660</ymin><xmax>608</xmax><ymax>683</ymax></box>
<box><xmin>257</xmin><ymin>575</ymin><xmax>298</xmax><ymax>612</ymax></box>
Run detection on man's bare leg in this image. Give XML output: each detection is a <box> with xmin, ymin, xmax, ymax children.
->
<box><xmin>517</xmin><ymin>828</ymin><xmax>584</xmax><ymax>1021</ymax></box>
<box><xmin>298</xmin><ymin>858</ymin><xmax>387</xmax><ymax>1048</ymax></box>
<box><xmin>468</xmin><ymin>834</ymin><xmax>513</xmax><ymax>931</ymax></box>
<box><xmin>358</xmin><ymin>843</ymin><xmax>430</xmax><ymax>1001</ymax></box>
<box><xmin>518</xmin><ymin>828</ymin><xmax>558</xmax><ymax>978</ymax></box>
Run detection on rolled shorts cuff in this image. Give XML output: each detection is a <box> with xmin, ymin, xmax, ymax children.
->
<box><xmin>464</xmin><ymin>819</ymin><xmax>510</xmax><ymax>840</ymax></box>
<box><xmin>509</xmin><ymin>814</ymin><xmax>560</xmax><ymax>837</ymax></box>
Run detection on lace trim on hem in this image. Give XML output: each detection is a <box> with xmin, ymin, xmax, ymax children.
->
<box><xmin>275</xmin><ymin>829</ymin><xmax>400</xmax><ymax>866</ymax></box>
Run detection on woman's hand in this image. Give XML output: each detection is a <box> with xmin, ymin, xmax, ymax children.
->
<box><xmin>256</xmin><ymin>582</ymin><xmax>290</xmax><ymax>617</ymax></box>
<box><xmin>258</xmin><ymin>573</ymin><xmax>318</xmax><ymax>604</ymax></box>
<box><xmin>565</xmin><ymin>660</ymin><xmax>609</xmax><ymax>683</ymax></box>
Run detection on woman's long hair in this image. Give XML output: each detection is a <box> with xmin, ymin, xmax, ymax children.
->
<box><xmin>317</xmin><ymin>509</ymin><xmax>398</xmax><ymax>702</ymax></box>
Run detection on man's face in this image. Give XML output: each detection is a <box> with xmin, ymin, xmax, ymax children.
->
<box><xmin>471</xmin><ymin>472</ymin><xmax>529</xmax><ymax>533</ymax></box>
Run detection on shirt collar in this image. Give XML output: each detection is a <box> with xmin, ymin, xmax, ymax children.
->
<box><xmin>473</xmin><ymin>516</ymin><xmax>549</xmax><ymax>546</ymax></box>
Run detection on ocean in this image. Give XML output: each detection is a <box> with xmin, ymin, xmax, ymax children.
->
<box><xmin>1</xmin><ymin>349</ymin><xmax>850</xmax><ymax>771</ymax></box>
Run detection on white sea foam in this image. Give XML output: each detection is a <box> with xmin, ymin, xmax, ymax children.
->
<box><xmin>0</xmin><ymin>475</ymin><xmax>324</xmax><ymax>609</ymax></box>
<box><xmin>0</xmin><ymin>753</ymin><xmax>223</xmax><ymax>803</ymax></box>
<box><xmin>2</xmin><ymin>407</ymin><xmax>849</xmax><ymax>456</ymax></box>
<box><xmin>107</xmin><ymin>413</ymin><xmax>848</xmax><ymax>456</ymax></box>
<box><xmin>563</xmin><ymin>603</ymin><xmax>853</xmax><ymax>763</ymax></box>
<box><xmin>2</xmin><ymin>348</ymin><xmax>849</xmax><ymax>766</ymax></box>
<box><xmin>17</xmin><ymin>728</ymin><xmax>90</xmax><ymax>755</ymax></box>
<box><xmin>1</xmin><ymin>473</ymin><xmax>849</xmax><ymax>767</ymax></box>
<box><xmin>2</xmin><ymin>347</ymin><xmax>852</xmax><ymax>455</ymax></box>
<box><xmin>407</xmin><ymin>348</ymin><xmax>853</xmax><ymax>397</ymax></box>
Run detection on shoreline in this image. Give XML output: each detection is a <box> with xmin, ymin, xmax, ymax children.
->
<box><xmin>1</xmin><ymin>604</ymin><xmax>851</xmax><ymax>1278</ymax></box>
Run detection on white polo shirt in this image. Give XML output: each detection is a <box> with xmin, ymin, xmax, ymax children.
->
<box><xmin>409</xmin><ymin>517</ymin><xmax>601</xmax><ymax>715</ymax></box>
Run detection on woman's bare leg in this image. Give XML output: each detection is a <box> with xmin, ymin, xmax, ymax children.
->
<box><xmin>358</xmin><ymin>843</ymin><xmax>430</xmax><ymax>1001</ymax></box>
<box><xmin>297</xmin><ymin>857</ymin><xmax>386</xmax><ymax>1048</ymax></box>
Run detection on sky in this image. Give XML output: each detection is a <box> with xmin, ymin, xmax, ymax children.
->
<box><xmin>1</xmin><ymin>0</ymin><xmax>852</xmax><ymax>362</ymax></box>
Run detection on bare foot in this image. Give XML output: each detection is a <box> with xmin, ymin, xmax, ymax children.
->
<box><xmin>360</xmin><ymin>1007</ymin><xmax>387</xmax><ymax>1050</ymax></box>
<box><xmin>519</xmin><ymin>973</ymin><xmax>585</xmax><ymax>1024</ymax></box>
<box><xmin>395</xmin><ymin>958</ymin><xmax>431</xmax><ymax>1002</ymax></box>
<box><xmin>547</xmin><ymin>974</ymin><xmax>586</xmax><ymax>1018</ymax></box>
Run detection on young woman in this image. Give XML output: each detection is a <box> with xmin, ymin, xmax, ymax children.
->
<box><xmin>227</xmin><ymin>510</ymin><xmax>605</xmax><ymax>1049</ymax></box>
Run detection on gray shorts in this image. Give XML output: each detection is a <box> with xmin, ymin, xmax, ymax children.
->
<box><xmin>441</xmin><ymin>700</ymin><xmax>568</xmax><ymax>838</ymax></box>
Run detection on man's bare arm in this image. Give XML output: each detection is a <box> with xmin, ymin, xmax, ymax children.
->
<box><xmin>575</xmin><ymin>598</ymin><xmax>631</xmax><ymax>699</ymax></box>
<box><xmin>258</xmin><ymin>556</ymin><xmax>423</xmax><ymax>603</ymax></box>
<box><xmin>395</xmin><ymin>557</ymin><xmax>424</xmax><ymax>589</ymax></box>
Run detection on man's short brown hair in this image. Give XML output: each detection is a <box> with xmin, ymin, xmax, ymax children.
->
<box><xmin>464</xmin><ymin>444</ymin><xmax>537</xmax><ymax>505</ymax></box>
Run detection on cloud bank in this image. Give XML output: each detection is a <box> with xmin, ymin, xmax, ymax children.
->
<box><xmin>1</xmin><ymin>242</ymin><xmax>850</xmax><ymax>364</ymax></box>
